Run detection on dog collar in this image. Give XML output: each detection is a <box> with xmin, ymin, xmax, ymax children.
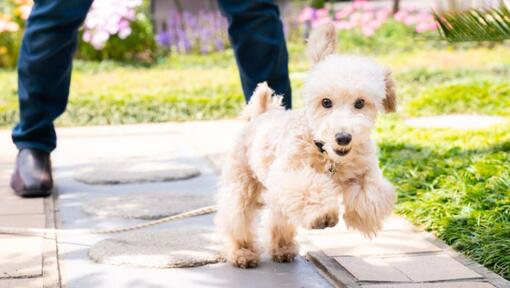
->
<box><xmin>313</xmin><ymin>140</ymin><xmax>336</xmax><ymax>175</ymax></box>
<box><xmin>314</xmin><ymin>140</ymin><xmax>326</xmax><ymax>153</ymax></box>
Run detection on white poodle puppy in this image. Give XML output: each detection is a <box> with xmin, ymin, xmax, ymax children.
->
<box><xmin>215</xmin><ymin>23</ymin><xmax>397</xmax><ymax>268</ymax></box>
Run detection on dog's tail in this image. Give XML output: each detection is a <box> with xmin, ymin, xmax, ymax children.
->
<box><xmin>240</xmin><ymin>82</ymin><xmax>284</xmax><ymax>121</ymax></box>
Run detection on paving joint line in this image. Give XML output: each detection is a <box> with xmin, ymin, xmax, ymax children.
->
<box><xmin>42</xmin><ymin>192</ymin><xmax>61</xmax><ymax>288</ymax></box>
<box><xmin>0</xmin><ymin>274</ymin><xmax>41</xmax><ymax>280</ymax></box>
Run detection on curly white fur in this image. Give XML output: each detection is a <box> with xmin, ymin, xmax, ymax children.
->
<box><xmin>215</xmin><ymin>22</ymin><xmax>397</xmax><ymax>268</ymax></box>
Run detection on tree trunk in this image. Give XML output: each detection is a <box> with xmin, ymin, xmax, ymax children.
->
<box><xmin>392</xmin><ymin>0</ymin><xmax>400</xmax><ymax>14</ymax></box>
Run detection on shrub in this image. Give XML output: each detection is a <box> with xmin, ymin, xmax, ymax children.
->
<box><xmin>0</xmin><ymin>25</ymin><xmax>20</xmax><ymax>68</ymax></box>
<box><xmin>77</xmin><ymin>0</ymin><xmax>156</xmax><ymax>63</ymax></box>
<box><xmin>0</xmin><ymin>0</ymin><xmax>30</xmax><ymax>68</ymax></box>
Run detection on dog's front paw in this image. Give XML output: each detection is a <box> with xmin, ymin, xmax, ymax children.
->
<box><xmin>343</xmin><ymin>177</ymin><xmax>395</xmax><ymax>237</ymax></box>
<box><xmin>229</xmin><ymin>248</ymin><xmax>259</xmax><ymax>269</ymax></box>
<box><xmin>307</xmin><ymin>209</ymin><xmax>339</xmax><ymax>229</ymax></box>
<box><xmin>271</xmin><ymin>245</ymin><xmax>298</xmax><ymax>263</ymax></box>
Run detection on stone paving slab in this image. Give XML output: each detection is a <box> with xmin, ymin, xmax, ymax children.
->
<box><xmin>0</xmin><ymin>186</ymin><xmax>17</xmax><ymax>201</ymax></box>
<box><xmin>0</xmin><ymin>132</ymin><xmax>46</xmax><ymax>287</ymax></box>
<box><xmin>0</xmin><ymin>198</ymin><xmax>44</xmax><ymax>215</ymax></box>
<box><xmin>0</xmin><ymin>173</ymin><xmax>11</xmax><ymax>190</ymax></box>
<box><xmin>0</xmin><ymin>235</ymin><xmax>43</xmax><ymax>278</ymax></box>
<box><xmin>386</xmin><ymin>253</ymin><xmax>482</xmax><ymax>282</ymax></box>
<box><xmin>336</xmin><ymin>253</ymin><xmax>482</xmax><ymax>283</ymax></box>
<box><xmin>307</xmin><ymin>230</ymin><xmax>442</xmax><ymax>257</ymax></box>
<box><xmin>0</xmin><ymin>277</ymin><xmax>43</xmax><ymax>288</ymax></box>
<box><xmin>0</xmin><ymin>214</ymin><xmax>45</xmax><ymax>229</ymax></box>
<box><xmin>362</xmin><ymin>282</ymin><xmax>495</xmax><ymax>288</ymax></box>
<box><xmin>335</xmin><ymin>256</ymin><xmax>411</xmax><ymax>282</ymax></box>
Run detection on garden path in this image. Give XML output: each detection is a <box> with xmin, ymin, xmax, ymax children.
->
<box><xmin>0</xmin><ymin>121</ymin><xmax>508</xmax><ymax>288</ymax></box>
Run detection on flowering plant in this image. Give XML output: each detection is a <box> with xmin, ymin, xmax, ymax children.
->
<box><xmin>77</xmin><ymin>0</ymin><xmax>156</xmax><ymax>62</ymax></box>
<box><xmin>0</xmin><ymin>0</ymin><xmax>31</xmax><ymax>67</ymax></box>
<box><xmin>156</xmin><ymin>10</ymin><xmax>229</xmax><ymax>54</ymax></box>
<box><xmin>82</xmin><ymin>0</ymin><xmax>142</xmax><ymax>50</ymax></box>
<box><xmin>298</xmin><ymin>0</ymin><xmax>437</xmax><ymax>37</ymax></box>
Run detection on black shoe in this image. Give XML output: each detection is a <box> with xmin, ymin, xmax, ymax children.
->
<box><xmin>10</xmin><ymin>149</ymin><xmax>53</xmax><ymax>198</ymax></box>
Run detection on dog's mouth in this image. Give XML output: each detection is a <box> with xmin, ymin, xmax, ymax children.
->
<box><xmin>334</xmin><ymin>147</ymin><xmax>351</xmax><ymax>156</ymax></box>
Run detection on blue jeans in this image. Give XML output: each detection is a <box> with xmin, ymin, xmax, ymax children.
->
<box><xmin>12</xmin><ymin>0</ymin><xmax>291</xmax><ymax>152</ymax></box>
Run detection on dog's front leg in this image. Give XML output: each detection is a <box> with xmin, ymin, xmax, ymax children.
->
<box><xmin>342</xmin><ymin>167</ymin><xmax>395</xmax><ymax>237</ymax></box>
<box><xmin>266</xmin><ymin>167</ymin><xmax>340</xmax><ymax>231</ymax></box>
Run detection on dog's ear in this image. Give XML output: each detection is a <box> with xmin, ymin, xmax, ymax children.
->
<box><xmin>307</xmin><ymin>22</ymin><xmax>337</xmax><ymax>64</ymax></box>
<box><xmin>383</xmin><ymin>70</ymin><xmax>397</xmax><ymax>113</ymax></box>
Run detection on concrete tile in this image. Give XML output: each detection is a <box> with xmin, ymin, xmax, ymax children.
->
<box><xmin>307</xmin><ymin>215</ymin><xmax>415</xmax><ymax>234</ymax></box>
<box><xmin>0</xmin><ymin>186</ymin><xmax>14</xmax><ymax>198</ymax></box>
<box><xmin>0</xmin><ymin>198</ymin><xmax>44</xmax><ymax>215</ymax></box>
<box><xmin>0</xmin><ymin>215</ymin><xmax>45</xmax><ymax>229</ymax></box>
<box><xmin>0</xmin><ymin>235</ymin><xmax>43</xmax><ymax>278</ymax></box>
<box><xmin>335</xmin><ymin>256</ymin><xmax>410</xmax><ymax>282</ymax></box>
<box><xmin>387</xmin><ymin>253</ymin><xmax>482</xmax><ymax>282</ymax></box>
<box><xmin>307</xmin><ymin>231</ymin><xmax>441</xmax><ymax>256</ymax></box>
<box><xmin>362</xmin><ymin>282</ymin><xmax>495</xmax><ymax>288</ymax></box>
<box><xmin>380</xmin><ymin>216</ymin><xmax>416</xmax><ymax>231</ymax></box>
<box><xmin>0</xmin><ymin>174</ymin><xmax>11</xmax><ymax>189</ymax></box>
<box><xmin>0</xmin><ymin>277</ymin><xmax>43</xmax><ymax>288</ymax></box>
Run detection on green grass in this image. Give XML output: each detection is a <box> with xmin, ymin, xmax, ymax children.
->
<box><xmin>376</xmin><ymin>119</ymin><xmax>510</xmax><ymax>279</ymax></box>
<box><xmin>406</xmin><ymin>80</ymin><xmax>510</xmax><ymax>116</ymax></box>
<box><xmin>0</xmin><ymin>53</ymin><xmax>246</xmax><ymax>127</ymax></box>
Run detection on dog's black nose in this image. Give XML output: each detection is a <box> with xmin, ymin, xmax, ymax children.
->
<box><xmin>335</xmin><ymin>132</ymin><xmax>352</xmax><ymax>146</ymax></box>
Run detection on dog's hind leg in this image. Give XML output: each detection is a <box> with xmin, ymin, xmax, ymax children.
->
<box><xmin>215</xmin><ymin>152</ymin><xmax>262</xmax><ymax>268</ymax></box>
<box><xmin>268</xmin><ymin>208</ymin><xmax>298</xmax><ymax>263</ymax></box>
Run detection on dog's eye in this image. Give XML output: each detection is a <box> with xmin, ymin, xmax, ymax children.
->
<box><xmin>354</xmin><ymin>99</ymin><xmax>365</xmax><ymax>109</ymax></box>
<box><xmin>321</xmin><ymin>98</ymin><xmax>333</xmax><ymax>108</ymax></box>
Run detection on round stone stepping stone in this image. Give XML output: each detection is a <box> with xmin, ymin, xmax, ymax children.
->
<box><xmin>82</xmin><ymin>192</ymin><xmax>214</xmax><ymax>220</ymax></box>
<box><xmin>405</xmin><ymin>114</ymin><xmax>505</xmax><ymax>130</ymax></box>
<box><xmin>88</xmin><ymin>227</ymin><xmax>224</xmax><ymax>268</ymax></box>
<box><xmin>74</xmin><ymin>162</ymin><xmax>200</xmax><ymax>185</ymax></box>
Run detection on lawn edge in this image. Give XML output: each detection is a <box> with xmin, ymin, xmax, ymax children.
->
<box><xmin>417</xmin><ymin>229</ymin><xmax>510</xmax><ymax>288</ymax></box>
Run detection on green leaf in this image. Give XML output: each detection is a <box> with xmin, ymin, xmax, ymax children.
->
<box><xmin>434</xmin><ymin>4</ymin><xmax>510</xmax><ymax>42</ymax></box>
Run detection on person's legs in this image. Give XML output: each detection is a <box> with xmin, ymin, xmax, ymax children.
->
<box><xmin>217</xmin><ymin>0</ymin><xmax>292</xmax><ymax>109</ymax></box>
<box><xmin>12</xmin><ymin>0</ymin><xmax>94</xmax><ymax>152</ymax></box>
<box><xmin>10</xmin><ymin>0</ymin><xmax>93</xmax><ymax>197</ymax></box>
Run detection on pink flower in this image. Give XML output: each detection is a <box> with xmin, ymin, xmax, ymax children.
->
<box><xmin>316</xmin><ymin>8</ymin><xmax>329</xmax><ymax>19</ymax></box>
<box><xmin>5</xmin><ymin>22</ymin><xmax>19</xmax><ymax>32</ymax></box>
<box><xmin>353</xmin><ymin>0</ymin><xmax>367</xmax><ymax>9</ymax></box>
<box><xmin>361</xmin><ymin>26</ymin><xmax>375</xmax><ymax>37</ymax></box>
<box><xmin>82</xmin><ymin>0</ymin><xmax>142</xmax><ymax>50</ymax></box>
<box><xmin>82</xmin><ymin>31</ymin><xmax>92</xmax><ymax>42</ymax></box>
<box><xmin>404</xmin><ymin>15</ymin><xmax>416</xmax><ymax>26</ymax></box>
<box><xmin>19</xmin><ymin>5</ymin><xmax>32</xmax><ymax>20</ymax></box>
<box><xmin>334</xmin><ymin>20</ymin><xmax>354</xmax><ymax>30</ymax></box>
<box><xmin>361</xmin><ymin>12</ymin><xmax>373</xmax><ymax>24</ymax></box>
<box><xmin>335</xmin><ymin>5</ymin><xmax>354</xmax><ymax>20</ymax></box>
<box><xmin>416</xmin><ymin>22</ymin><xmax>437</xmax><ymax>33</ymax></box>
<box><xmin>118</xmin><ymin>27</ymin><xmax>132</xmax><ymax>39</ymax></box>
<box><xmin>350</xmin><ymin>11</ymin><xmax>362</xmax><ymax>24</ymax></box>
<box><xmin>298</xmin><ymin>7</ymin><xmax>315</xmax><ymax>23</ymax></box>
<box><xmin>394</xmin><ymin>10</ymin><xmax>408</xmax><ymax>22</ymax></box>
<box><xmin>312</xmin><ymin>17</ymin><xmax>333</xmax><ymax>28</ymax></box>
<box><xmin>376</xmin><ymin>9</ymin><xmax>390</xmax><ymax>21</ymax></box>
<box><xmin>91</xmin><ymin>30</ymin><xmax>109</xmax><ymax>49</ymax></box>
